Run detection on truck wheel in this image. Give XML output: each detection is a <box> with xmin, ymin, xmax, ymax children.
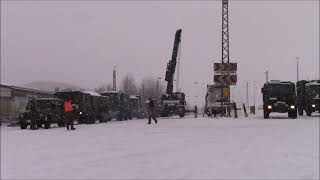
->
<box><xmin>44</xmin><ymin>121</ymin><xmax>51</xmax><ymax>129</ymax></box>
<box><xmin>263</xmin><ymin>110</ymin><xmax>269</xmax><ymax>119</ymax></box>
<box><xmin>291</xmin><ymin>110</ymin><xmax>297</xmax><ymax>119</ymax></box>
<box><xmin>85</xmin><ymin>117</ymin><xmax>91</xmax><ymax>124</ymax></box>
<box><xmin>306</xmin><ymin>111</ymin><xmax>312</xmax><ymax>116</ymax></box>
<box><xmin>20</xmin><ymin>122</ymin><xmax>28</xmax><ymax>129</ymax></box>
<box><xmin>61</xmin><ymin>119</ymin><xmax>66</xmax><ymax>127</ymax></box>
<box><xmin>37</xmin><ymin>122</ymin><xmax>42</xmax><ymax>128</ymax></box>
<box><xmin>91</xmin><ymin>116</ymin><xmax>96</xmax><ymax>124</ymax></box>
<box><xmin>117</xmin><ymin>114</ymin><xmax>123</xmax><ymax>121</ymax></box>
<box><xmin>306</xmin><ymin>107</ymin><xmax>312</xmax><ymax>116</ymax></box>
<box><xmin>179</xmin><ymin>113</ymin><xmax>185</xmax><ymax>118</ymax></box>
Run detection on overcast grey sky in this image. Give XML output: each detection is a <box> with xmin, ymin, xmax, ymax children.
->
<box><xmin>1</xmin><ymin>1</ymin><xmax>319</xmax><ymax>105</ymax></box>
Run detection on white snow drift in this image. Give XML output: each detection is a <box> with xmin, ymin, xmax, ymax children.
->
<box><xmin>1</xmin><ymin>114</ymin><xmax>319</xmax><ymax>179</ymax></box>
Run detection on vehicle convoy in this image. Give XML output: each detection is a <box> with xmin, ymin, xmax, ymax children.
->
<box><xmin>54</xmin><ymin>90</ymin><xmax>96</xmax><ymax>124</ymax></box>
<box><xmin>159</xmin><ymin>29</ymin><xmax>187</xmax><ymax>118</ymax></box>
<box><xmin>204</xmin><ymin>84</ymin><xmax>235</xmax><ymax>117</ymax></box>
<box><xmin>297</xmin><ymin>80</ymin><xmax>320</xmax><ymax>116</ymax></box>
<box><xmin>19</xmin><ymin>98</ymin><xmax>64</xmax><ymax>129</ymax></box>
<box><xmin>129</xmin><ymin>95</ymin><xmax>145</xmax><ymax>119</ymax></box>
<box><xmin>261</xmin><ymin>80</ymin><xmax>297</xmax><ymax>119</ymax></box>
<box><xmin>100</xmin><ymin>91</ymin><xmax>132</xmax><ymax>121</ymax></box>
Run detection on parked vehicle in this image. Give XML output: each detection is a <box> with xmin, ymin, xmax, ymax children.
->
<box><xmin>130</xmin><ymin>95</ymin><xmax>145</xmax><ymax>119</ymax></box>
<box><xmin>54</xmin><ymin>90</ymin><xmax>95</xmax><ymax>124</ymax></box>
<box><xmin>100</xmin><ymin>91</ymin><xmax>132</xmax><ymax>121</ymax></box>
<box><xmin>297</xmin><ymin>80</ymin><xmax>320</xmax><ymax>116</ymax></box>
<box><xmin>19</xmin><ymin>98</ymin><xmax>64</xmax><ymax>129</ymax></box>
<box><xmin>261</xmin><ymin>80</ymin><xmax>297</xmax><ymax>119</ymax></box>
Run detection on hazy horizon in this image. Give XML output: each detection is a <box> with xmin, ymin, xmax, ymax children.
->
<box><xmin>1</xmin><ymin>1</ymin><xmax>319</xmax><ymax>105</ymax></box>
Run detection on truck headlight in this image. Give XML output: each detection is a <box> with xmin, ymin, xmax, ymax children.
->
<box><xmin>267</xmin><ymin>105</ymin><xmax>272</xmax><ymax>109</ymax></box>
<box><xmin>312</xmin><ymin>104</ymin><xmax>316</xmax><ymax>108</ymax></box>
<box><xmin>79</xmin><ymin>112</ymin><xmax>82</xmax><ymax>115</ymax></box>
<box><xmin>290</xmin><ymin>105</ymin><xmax>295</xmax><ymax>109</ymax></box>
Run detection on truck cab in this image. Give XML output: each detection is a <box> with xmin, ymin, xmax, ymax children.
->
<box><xmin>19</xmin><ymin>98</ymin><xmax>64</xmax><ymax>129</ymax></box>
<box><xmin>261</xmin><ymin>80</ymin><xmax>297</xmax><ymax>119</ymax></box>
<box><xmin>305</xmin><ymin>81</ymin><xmax>320</xmax><ymax>116</ymax></box>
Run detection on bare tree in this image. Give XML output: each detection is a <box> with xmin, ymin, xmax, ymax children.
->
<box><xmin>121</xmin><ymin>74</ymin><xmax>138</xmax><ymax>95</ymax></box>
<box><xmin>139</xmin><ymin>77</ymin><xmax>165</xmax><ymax>102</ymax></box>
<box><xmin>94</xmin><ymin>83</ymin><xmax>112</xmax><ymax>93</ymax></box>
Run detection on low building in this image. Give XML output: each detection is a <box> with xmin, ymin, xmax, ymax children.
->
<box><xmin>0</xmin><ymin>83</ymin><xmax>53</xmax><ymax>121</ymax></box>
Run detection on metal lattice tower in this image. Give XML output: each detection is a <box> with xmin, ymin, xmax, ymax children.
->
<box><xmin>222</xmin><ymin>0</ymin><xmax>230</xmax><ymax>64</ymax></box>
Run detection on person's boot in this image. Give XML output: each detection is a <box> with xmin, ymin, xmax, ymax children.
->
<box><xmin>66</xmin><ymin>125</ymin><xmax>70</xmax><ymax>130</ymax></box>
<box><xmin>71</xmin><ymin>126</ymin><xmax>76</xmax><ymax>130</ymax></box>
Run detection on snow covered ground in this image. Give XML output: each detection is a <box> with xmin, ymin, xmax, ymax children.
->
<box><xmin>1</xmin><ymin>112</ymin><xmax>319</xmax><ymax>179</ymax></box>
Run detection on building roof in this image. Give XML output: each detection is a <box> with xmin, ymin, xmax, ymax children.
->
<box><xmin>82</xmin><ymin>91</ymin><xmax>101</xmax><ymax>96</ymax></box>
<box><xmin>0</xmin><ymin>83</ymin><xmax>53</xmax><ymax>94</ymax></box>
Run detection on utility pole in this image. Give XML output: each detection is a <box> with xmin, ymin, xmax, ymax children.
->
<box><xmin>253</xmin><ymin>81</ymin><xmax>256</xmax><ymax>114</ymax></box>
<box><xmin>246</xmin><ymin>82</ymin><xmax>249</xmax><ymax>109</ymax></box>
<box><xmin>112</xmin><ymin>66</ymin><xmax>117</xmax><ymax>91</ymax></box>
<box><xmin>296</xmin><ymin>57</ymin><xmax>300</xmax><ymax>82</ymax></box>
<box><xmin>264</xmin><ymin>70</ymin><xmax>269</xmax><ymax>83</ymax></box>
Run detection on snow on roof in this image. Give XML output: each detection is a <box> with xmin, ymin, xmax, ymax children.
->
<box><xmin>306</xmin><ymin>81</ymin><xmax>320</xmax><ymax>86</ymax></box>
<box><xmin>130</xmin><ymin>95</ymin><xmax>138</xmax><ymax>99</ymax></box>
<box><xmin>269</xmin><ymin>80</ymin><xmax>281</xmax><ymax>83</ymax></box>
<box><xmin>0</xmin><ymin>83</ymin><xmax>53</xmax><ymax>94</ymax></box>
<box><xmin>82</xmin><ymin>91</ymin><xmax>101</xmax><ymax>96</ymax></box>
<box><xmin>101</xmin><ymin>90</ymin><xmax>118</xmax><ymax>94</ymax></box>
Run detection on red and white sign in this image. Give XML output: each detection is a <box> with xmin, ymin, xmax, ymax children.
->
<box><xmin>214</xmin><ymin>63</ymin><xmax>237</xmax><ymax>72</ymax></box>
<box><xmin>214</xmin><ymin>74</ymin><xmax>237</xmax><ymax>85</ymax></box>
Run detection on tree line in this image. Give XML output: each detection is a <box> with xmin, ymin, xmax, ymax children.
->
<box><xmin>94</xmin><ymin>74</ymin><xmax>165</xmax><ymax>101</ymax></box>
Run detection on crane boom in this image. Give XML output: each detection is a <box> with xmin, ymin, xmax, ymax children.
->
<box><xmin>165</xmin><ymin>29</ymin><xmax>182</xmax><ymax>94</ymax></box>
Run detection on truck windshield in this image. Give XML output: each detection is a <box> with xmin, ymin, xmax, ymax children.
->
<box><xmin>267</xmin><ymin>84</ymin><xmax>294</xmax><ymax>97</ymax></box>
<box><xmin>307</xmin><ymin>85</ymin><xmax>320</xmax><ymax>97</ymax></box>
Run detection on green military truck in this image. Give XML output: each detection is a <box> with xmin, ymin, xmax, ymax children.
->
<box><xmin>100</xmin><ymin>91</ymin><xmax>132</xmax><ymax>121</ymax></box>
<box><xmin>129</xmin><ymin>95</ymin><xmax>145</xmax><ymax>119</ymax></box>
<box><xmin>19</xmin><ymin>98</ymin><xmax>65</xmax><ymax>129</ymax></box>
<box><xmin>297</xmin><ymin>80</ymin><xmax>320</xmax><ymax>116</ymax></box>
<box><xmin>54</xmin><ymin>90</ymin><xmax>96</xmax><ymax>124</ymax></box>
<box><xmin>261</xmin><ymin>80</ymin><xmax>297</xmax><ymax>119</ymax></box>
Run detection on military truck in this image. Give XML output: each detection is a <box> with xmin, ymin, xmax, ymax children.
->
<box><xmin>100</xmin><ymin>91</ymin><xmax>132</xmax><ymax>121</ymax></box>
<box><xmin>54</xmin><ymin>90</ymin><xmax>96</xmax><ymax>124</ymax></box>
<box><xmin>19</xmin><ymin>98</ymin><xmax>65</xmax><ymax>129</ymax></box>
<box><xmin>129</xmin><ymin>95</ymin><xmax>145</xmax><ymax>119</ymax></box>
<box><xmin>96</xmin><ymin>96</ymin><xmax>112</xmax><ymax>122</ymax></box>
<box><xmin>297</xmin><ymin>80</ymin><xmax>320</xmax><ymax>116</ymax></box>
<box><xmin>261</xmin><ymin>80</ymin><xmax>297</xmax><ymax>119</ymax></box>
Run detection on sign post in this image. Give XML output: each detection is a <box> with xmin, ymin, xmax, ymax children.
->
<box><xmin>213</xmin><ymin>63</ymin><xmax>237</xmax><ymax>117</ymax></box>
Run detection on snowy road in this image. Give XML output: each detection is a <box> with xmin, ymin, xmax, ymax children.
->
<box><xmin>1</xmin><ymin>114</ymin><xmax>319</xmax><ymax>179</ymax></box>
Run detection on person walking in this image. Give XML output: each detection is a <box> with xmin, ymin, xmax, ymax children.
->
<box><xmin>147</xmin><ymin>98</ymin><xmax>158</xmax><ymax>124</ymax></box>
<box><xmin>64</xmin><ymin>97</ymin><xmax>75</xmax><ymax>130</ymax></box>
<box><xmin>29</xmin><ymin>100</ymin><xmax>39</xmax><ymax>130</ymax></box>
